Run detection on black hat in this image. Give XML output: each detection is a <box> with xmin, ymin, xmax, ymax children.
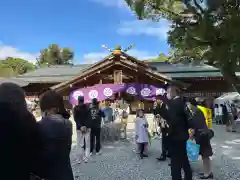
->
<box><xmin>92</xmin><ymin>98</ymin><xmax>98</xmax><ymax>105</ymax></box>
<box><xmin>188</xmin><ymin>98</ymin><xmax>197</xmax><ymax>106</ymax></box>
<box><xmin>78</xmin><ymin>96</ymin><xmax>84</xmax><ymax>103</ymax></box>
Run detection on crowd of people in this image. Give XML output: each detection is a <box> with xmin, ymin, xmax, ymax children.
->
<box><xmin>1</xmin><ymin>82</ymin><xmax>216</xmax><ymax>180</ymax></box>
<box><xmin>213</xmin><ymin>103</ymin><xmax>239</xmax><ymax>132</ymax></box>
<box><xmin>73</xmin><ymin>96</ymin><xmax>130</xmax><ymax>163</ymax></box>
<box><xmin>73</xmin><ymin>96</ymin><xmax>105</xmax><ymax>163</ymax></box>
<box><xmin>1</xmin><ymin>82</ymin><xmax>74</xmax><ymax>180</ymax></box>
<box><xmin>134</xmin><ymin>86</ymin><xmax>214</xmax><ymax>180</ymax></box>
<box><xmin>0</xmin><ymin>82</ymin><xmax>130</xmax><ymax>180</ymax></box>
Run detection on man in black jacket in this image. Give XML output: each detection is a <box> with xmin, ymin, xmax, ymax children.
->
<box><xmin>73</xmin><ymin>96</ymin><xmax>92</xmax><ymax>163</ymax></box>
<box><xmin>165</xmin><ymin>86</ymin><xmax>192</xmax><ymax>180</ymax></box>
<box><xmin>90</xmin><ymin>98</ymin><xmax>105</xmax><ymax>155</ymax></box>
<box><xmin>154</xmin><ymin>97</ymin><xmax>170</xmax><ymax>161</ymax></box>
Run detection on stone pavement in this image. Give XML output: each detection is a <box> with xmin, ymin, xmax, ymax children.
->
<box><xmin>209</xmin><ymin>125</ymin><xmax>240</xmax><ymax>180</ymax></box>
<box><xmin>70</xmin><ymin>115</ymin><xmax>240</xmax><ymax>180</ymax></box>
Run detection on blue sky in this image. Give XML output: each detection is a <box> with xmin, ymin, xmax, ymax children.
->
<box><xmin>0</xmin><ymin>0</ymin><xmax>170</xmax><ymax>64</ymax></box>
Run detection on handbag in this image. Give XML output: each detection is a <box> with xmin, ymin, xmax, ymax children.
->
<box><xmin>208</xmin><ymin>129</ymin><xmax>214</xmax><ymax>139</ymax></box>
<box><xmin>199</xmin><ymin>129</ymin><xmax>214</xmax><ymax>139</ymax></box>
<box><xmin>186</xmin><ymin>140</ymin><xmax>200</xmax><ymax>162</ymax></box>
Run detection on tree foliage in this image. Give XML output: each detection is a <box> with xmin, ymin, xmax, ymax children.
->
<box><xmin>125</xmin><ymin>0</ymin><xmax>240</xmax><ymax>92</ymax></box>
<box><xmin>0</xmin><ymin>57</ymin><xmax>36</xmax><ymax>77</ymax></box>
<box><xmin>38</xmin><ymin>44</ymin><xmax>74</xmax><ymax>66</ymax></box>
<box><xmin>146</xmin><ymin>52</ymin><xmax>169</xmax><ymax>62</ymax></box>
<box><xmin>0</xmin><ymin>44</ymin><xmax>75</xmax><ymax>78</ymax></box>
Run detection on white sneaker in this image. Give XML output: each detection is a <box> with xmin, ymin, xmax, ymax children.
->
<box><xmin>133</xmin><ymin>149</ymin><xmax>140</xmax><ymax>154</ymax></box>
<box><xmin>96</xmin><ymin>151</ymin><xmax>102</xmax><ymax>155</ymax></box>
<box><xmin>76</xmin><ymin>159</ymin><xmax>82</xmax><ymax>164</ymax></box>
<box><xmin>83</xmin><ymin>157</ymin><xmax>88</xmax><ymax>163</ymax></box>
<box><xmin>89</xmin><ymin>152</ymin><xmax>93</xmax><ymax>156</ymax></box>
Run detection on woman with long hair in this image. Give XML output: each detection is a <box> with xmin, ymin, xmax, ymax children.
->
<box><xmin>38</xmin><ymin>90</ymin><xmax>74</xmax><ymax>180</ymax></box>
<box><xmin>0</xmin><ymin>82</ymin><xmax>41</xmax><ymax>180</ymax></box>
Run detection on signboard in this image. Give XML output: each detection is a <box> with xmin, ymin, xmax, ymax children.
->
<box><xmin>183</xmin><ymin>92</ymin><xmax>224</xmax><ymax>97</ymax></box>
<box><xmin>70</xmin><ymin>83</ymin><xmax>167</xmax><ymax>104</ymax></box>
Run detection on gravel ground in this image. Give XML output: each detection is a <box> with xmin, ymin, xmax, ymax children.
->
<box><xmin>69</xmin><ymin>115</ymin><xmax>240</xmax><ymax>180</ymax></box>
<box><xmin>70</xmin><ymin>139</ymin><xmax>204</xmax><ymax>180</ymax></box>
<box><xmin>208</xmin><ymin>125</ymin><xmax>240</xmax><ymax>180</ymax></box>
<box><xmin>37</xmin><ymin>114</ymin><xmax>240</xmax><ymax>180</ymax></box>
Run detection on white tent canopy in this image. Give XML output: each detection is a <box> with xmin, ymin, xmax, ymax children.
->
<box><xmin>214</xmin><ymin>92</ymin><xmax>240</xmax><ymax>108</ymax></box>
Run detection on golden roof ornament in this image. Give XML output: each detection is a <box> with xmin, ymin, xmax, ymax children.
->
<box><xmin>114</xmin><ymin>45</ymin><xmax>121</xmax><ymax>55</ymax></box>
<box><xmin>101</xmin><ymin>44</ymin><xmax>135</xmax><ymax>55</ymax></box>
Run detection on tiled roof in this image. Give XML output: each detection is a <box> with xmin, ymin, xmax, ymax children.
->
<box><xmin>19</xmin><ymin>64</ymin><xmax>90</xmax><ymax>77</ymax></box>
<box><xmin>147</xmin><ymin>62</ymin><xmax>219</xmax><ymax>72</ymax></box>
<box><xmin>18</xmin><ymin>62</ymin><xmax>219</xmax><ymax>78</ymax></box>
<box><xmin>13</xmin><ymin>76</ymin><xmax>74</xmax><ymax>83</ymax></box>
<box><xmin>0</xmin><ymin>78</ymin><xmax>30</xmax><ymax>87</ymax></box>
<box><xmin>165</xmin><ymin>71</ymin><xmax>223</xmax><ymax>78</ymax></box>
<box><xmin>7</xmin><ymin>62</ymin><xmax>227</xmax><ymax>84</ymax></box>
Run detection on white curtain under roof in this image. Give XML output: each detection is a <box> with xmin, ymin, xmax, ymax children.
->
<box><xmin>214</xmin><ymin>92</ymin><xmax>240</xmax><ymax>107</ymax></box>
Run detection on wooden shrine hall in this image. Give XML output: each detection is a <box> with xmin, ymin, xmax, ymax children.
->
<box><xmin>1</xmin><ymin>46</ymin><xmax>239</xmax><ymax>111</ymax></box>
<box><xmin>49</xmin><ymin>49</ymin><xmax>184</xmax><ymax>111</ymax></box>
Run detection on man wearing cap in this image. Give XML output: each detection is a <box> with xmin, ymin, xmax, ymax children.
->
<box><xmin>73</xmin><ymin>96</ymin><xmax>92</xmax><ymax>163</ymax></box>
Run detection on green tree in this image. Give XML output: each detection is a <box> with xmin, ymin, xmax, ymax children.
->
<box><xmin>0</xmin><ymin>57</ymin><xmax>35</xmax><ymax>77</ymax></box>
<box><xmin>146</xmin><ymin>52</ymin><xmax>169</xmax><ymax>62</ymax></box>
<box><xmin>38</xmin><ymin>44</ymin><xmax>74</xmax><ymax>66</ymax></box>
<box><xmin>125</xmin><ymin>0</ymin><xmax>240</xmax><ymax>93</ymax></box>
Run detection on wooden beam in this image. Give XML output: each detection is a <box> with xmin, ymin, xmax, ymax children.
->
<box><xmin>52</xmin><ymin>60</ymin><xmax>114</xmax><ymax>92</ymax></box>
<box><xmin>51</xmin><ymin>55</ymin><xmax>187</xmax><ymax>92</ymax></box>
<box><xmin>118</xmin><ymin>60</ymin><xmax>188</xmax><ymax>88</ymax></box>
<box><xmin>115</xmin><ymin>61</ymin><xmax>166</xmax><ymax>83</ymax></box>
<box><xmin>119</xmin><ymin>59</ymin><xmax>171</xmax><ymax>80</ymax></box>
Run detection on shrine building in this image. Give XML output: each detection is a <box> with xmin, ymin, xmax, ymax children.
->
<box><xmin>1</xmin><ymin>48</ymin><xmax>239</xmax><ymax>111</ymax></box>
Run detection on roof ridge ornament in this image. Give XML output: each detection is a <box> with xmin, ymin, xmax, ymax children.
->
<box><xmin>101</xmin><ymin>44</ymin><xmax>135</xmax><ymax>55</ymax></box>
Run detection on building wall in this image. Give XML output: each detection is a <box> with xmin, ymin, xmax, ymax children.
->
<box><xmin>23</xmin><ymin>83</ymin><xmax>57</xmax><ymax>96</ymax></box>
<box><xmin>23</xmin><ymin>73</ymin><xmax>233</xmax><ymax>111</ymax></box>
<box><xmin>177</xmin><ymin>78</ymin><xmax>232</xmax><ymax>98</ymax></box>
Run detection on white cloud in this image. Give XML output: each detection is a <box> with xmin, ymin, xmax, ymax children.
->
<box><xmin>89</xmin><ymin>0</ymin><xmax>127</xmax><ymax>8</ymax></box>
<box><xmin>83</xmin><ymin>52</ymin><xmax>108</xmax><ymax>64</ymax></box>
<box><xmin>0</xmin><ymin>42</ymin><xmax>38</xmax><ymax>63</ymax></box>
<box><xmin>83</xmin><ymin>49</ymin><xmax>157</xmax><ymax>64</ymax></box>
<box><xmin>117</xmin><ymin>20</ymin><xmax>170</xmax><ymax>39</ymax></box>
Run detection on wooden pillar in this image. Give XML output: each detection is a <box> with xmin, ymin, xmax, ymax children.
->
<box><xmin>113</xmin><ymin>70</ymin><xmax>122</xmax><ymax>84</ymax></box>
